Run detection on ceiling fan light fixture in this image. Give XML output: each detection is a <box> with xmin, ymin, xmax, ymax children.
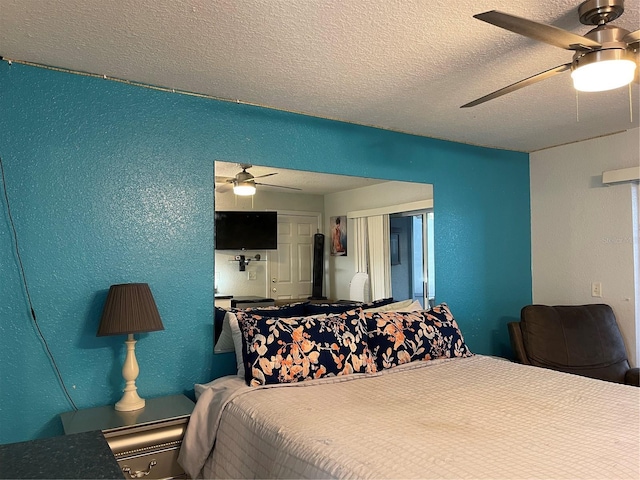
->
<box><xmin>233</xmin><ymin>180</ymin><xmax>256</xmax><ymax>196</ymax></box>
<box><xmin>571</xmin><ymin>49</ymin><xmax>636</xmax><ymax>92</ymax></box>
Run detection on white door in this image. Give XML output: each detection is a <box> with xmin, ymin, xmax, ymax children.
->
<box><xmin>268</xmin><ymin>214</ymin><xmax>320</xmax><ymax>300</ymax></box>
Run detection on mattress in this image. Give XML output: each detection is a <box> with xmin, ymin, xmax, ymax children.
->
<box><xmin>179</xmin><ymin>355</ymin><xmax>640</xmax><ymax>479</ymax></box>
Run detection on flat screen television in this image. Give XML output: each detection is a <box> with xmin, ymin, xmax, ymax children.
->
<box><xmin>215</xmin><ymin>211</ymin><xmax>278</xmax><ymax>250</ymax></box>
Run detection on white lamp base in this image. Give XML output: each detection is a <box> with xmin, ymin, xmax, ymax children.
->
<box><xmin>115</xmin><ymin>392</ymin><xmax>145</xmax><ymax>412</ymax></box>
<box><xmin>115</xmin><ymin>334</ymin><xmax>146</xmax><ymax>412</ymax></box>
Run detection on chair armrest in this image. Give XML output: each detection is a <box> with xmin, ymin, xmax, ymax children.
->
<box><xmin>508</xmin><ymin>322</ymin><xmax>530</xmax><ymax>365</ymax></box>
<box><xmin>625</xmin><ymin>368</ymin><xmax>639</xmax><ymax>386</ymax></box>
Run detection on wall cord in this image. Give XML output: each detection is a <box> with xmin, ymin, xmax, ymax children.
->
<box><xmin>0</xmin><ymin>154</ymin><xmax>78</xmax><ymax>411</ymax></box>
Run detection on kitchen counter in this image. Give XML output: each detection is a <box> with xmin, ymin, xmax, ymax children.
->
<box><xmin>0</xmin><ymin>430</ymin><xmax>123</xmax><ymax>479</ymax></box>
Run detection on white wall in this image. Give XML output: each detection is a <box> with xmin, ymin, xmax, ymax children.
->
<box><xmin>530</xmin><ymin>127</ymin><xmax>640</xmax><ymax>366</ymax></box>
<box><xmin>324</xmin><ymin>181</ymin><xmax>433</xmax><ymax>300</ymax></box>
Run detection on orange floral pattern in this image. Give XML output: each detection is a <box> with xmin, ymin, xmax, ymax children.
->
<box><xmin>236</xmin><ymin>308</ymin><xmax>376</xmax><ymax>386</ymax></box>
<box><xmin>365</xmin><ymin>303</ymin><xmax>472</xmax><ymax>370</ymax></box>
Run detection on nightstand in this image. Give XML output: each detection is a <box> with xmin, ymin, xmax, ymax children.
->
<box><xmin>60</xmin><ymin>395</ymin><xmax>194</xmax><ymax>480</ymax></box>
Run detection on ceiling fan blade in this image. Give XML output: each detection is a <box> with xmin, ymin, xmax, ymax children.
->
<box><xmin>215</xmin><ymin>183</ymin><xmax>232</xmax><ymax>193</ymax></box>
<box><xmin>624</xmin><ymin>29</ymin><xmax>640</xmax><ymax>45</ymax></box>
<box><xmin>256</xmin><ymin>182</ymin><xmax>302</xmax><ymax>191</ymax></box>
<box><xmin>252</xmin><ymin>172</ymin><xmax>278</xmax><ymax>179</ymax></box>
<box><xmin>461</xmin><ymin>63</ymin><xmax>571</xmax><ymax>108</ymax></box>
<box><xmin>474</xmin><ymin>10</ymin><xmax>601</xmax><ymax>51</ymax></box>
<box><xmin>215</xmin><ymin>176</ymin><xmax>234</xmax><ymax>184</ymax></box>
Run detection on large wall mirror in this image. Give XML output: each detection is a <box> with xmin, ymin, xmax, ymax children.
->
<box><xmin>213</xmin><ymin>160</ymin><xmax>434</xmax><ymax>316</ymax></box>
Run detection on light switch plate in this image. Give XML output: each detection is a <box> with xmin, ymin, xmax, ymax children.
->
<box><xmin>591</xmin><ymin>282</ymin><xmax>602</xmax><ymax>298</ymax></box>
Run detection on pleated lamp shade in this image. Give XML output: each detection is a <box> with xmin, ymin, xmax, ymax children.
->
<box><xmin>97</xmin><ymin>283</ymin><xmax>164</xmax><ymax>336</ymax></box>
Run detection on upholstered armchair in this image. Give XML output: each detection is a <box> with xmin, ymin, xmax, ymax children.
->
<box><xmin>508</xmin><ymin>304</ymin><xmax>639</xmax><ymax>386</ymax></box>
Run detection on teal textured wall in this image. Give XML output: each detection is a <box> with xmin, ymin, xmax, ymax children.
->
<box><xmin>0</xmin><ymin>62</ymin><xmax>531</xmax><ymax>444</ymax></box>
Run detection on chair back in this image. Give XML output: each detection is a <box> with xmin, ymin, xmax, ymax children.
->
<box><xmin>349</xmin><ymin>272</ymin><xmax>370</xmax><ymax>302</ymax></box>
<box><xmin>515</xmin><ymin>304</ymin><xmax>630</xmax><ymax>383</ymax></box>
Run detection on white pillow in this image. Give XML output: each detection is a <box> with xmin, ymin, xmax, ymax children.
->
<box><xmin>363</xmin><ymin>298</ymin><xmax>414</xmax><ymax>313</ymax></box>
<box><xmin>397</xmin><ymin>300</ymin><xmax>424</xmax><ymax>312</ymax></box>
<box><xmin>214</xmin><ymin>312</ymin><xmax>235</xmax><ymax>354</ymax></box>
<box><xmin>228</xmin><ymin>312</ymin><xmax>246</xmax><ymax>378</ymax></box>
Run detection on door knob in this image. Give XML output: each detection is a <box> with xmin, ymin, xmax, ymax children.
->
<box><xmin>272</xmin><ymin>278</ymin><xmax>277</xmax><ymax>283</ymax></box>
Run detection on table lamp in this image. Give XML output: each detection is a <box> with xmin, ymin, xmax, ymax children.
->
<box><xmin>97</xmin><ymin>283</ymin><xmax>164</xmax><ymax>411</ymax></box>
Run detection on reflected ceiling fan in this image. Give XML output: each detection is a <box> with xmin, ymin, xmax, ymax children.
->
<box><xmin>461</xmin><ymin>0</ymin><xmax>639</xmax><ymax>108</ymax></box>
<box><xmin>215</xmin><ymin>164</ymin><xmax>302</xmax><ymax>196</ymax></box>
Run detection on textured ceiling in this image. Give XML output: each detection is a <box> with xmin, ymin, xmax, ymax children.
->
<box><xmin>1</xmin><ymin>0</ymin><xmax>639</xmax><ymax>152</ymax></box>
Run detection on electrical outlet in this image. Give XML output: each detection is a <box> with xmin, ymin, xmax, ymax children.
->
<box><xmin>248</xmin><ymin>270</ymin><xmax>257</xmax><ymax>280</ymax></box>
<box><xmin>591</xmin><ymin>282</ymin><xmax>602</xmax><ymax>298</ymax></box>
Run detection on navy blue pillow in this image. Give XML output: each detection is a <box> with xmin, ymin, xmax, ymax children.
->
<box><xmin>303</xmin><ymin>298</ymin><xmax>394</xmax><ymax>315</ymax></box>
<box><xmin>237</xmin><ymin>302</ymin><xmax>307</xmax><ymax>318</ymax></box>
<box><xmin>362</xmin><ymin>297</ymin><xmax>395</xmax><ymax>309</ymax></box>
<box><xmin>365</xmin><ymin>303</ymin><xmax>473</xmax><ymax>371</ymax></box>
<box><xmin>304</xmin><ymin>302</ymin><xmax>362</xmax><ymax>315</ymax></box>
<box><xmin>236</xmin><ymin>308</ymin><xmax>375</xmax><ymax>385</ymax></box>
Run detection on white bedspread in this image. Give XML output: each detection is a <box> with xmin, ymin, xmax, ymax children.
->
<box><xmin>179</xmin><ymin>356</ymin><xmax>640</xmax><ymax>479</ymax></box>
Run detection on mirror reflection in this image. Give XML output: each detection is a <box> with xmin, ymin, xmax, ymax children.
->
<box><xmin>213</xmin><ymin>160</ymin><xmax>434</xmax><ymax>325</ymax></box>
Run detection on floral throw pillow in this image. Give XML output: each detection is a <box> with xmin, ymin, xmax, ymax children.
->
<box><xmin>235</xmin><ymin>308</ymin><xmax>376</xmax><ymax>386</ymax></box>
<box><xmin>365</xmin><ymin>303</ymin><xmax>472</xmax><ymax>370</ymax></box>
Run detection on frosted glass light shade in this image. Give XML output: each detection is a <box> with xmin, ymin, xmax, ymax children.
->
<box><xmin>233</xmin><ymin>181</ymin><xmax>256</xmax><ymax>196</ymax></box>
<box><xmin>571</xmin><ymin>59</ymin><xmax>636</xmax><ymax>92</ymax></box>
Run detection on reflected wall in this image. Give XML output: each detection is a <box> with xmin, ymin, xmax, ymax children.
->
<box><xmin>214</xmin><ymin>161</ymin><xmax>433</xmax><ymax>302</ymax></box>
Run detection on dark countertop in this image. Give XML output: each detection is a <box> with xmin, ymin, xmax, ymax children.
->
<box><xmin>216</xmin><ymin>295</ymin><xmax>279</xmax><ymax>302</ymax></box>
<box><xmin>231</xmin><ymin>296</ymin><xmax>274</xmax><ymax>303</ymax></box>
<box><xmin>0</xmin><ymin>430</ymin><xmax>124</xmax><ymax>479</ymax></box>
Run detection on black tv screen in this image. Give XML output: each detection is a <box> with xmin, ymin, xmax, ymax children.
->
<box><xmin>215</xmin><ymin>211</ymin><xmax>278</xmax><ymax>250</ymax></box>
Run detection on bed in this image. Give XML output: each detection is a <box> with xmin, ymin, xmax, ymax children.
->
<box><xmin>179</xmin><ymin>302</ymin><xmax>640</xmax><ymax>479</ymax></box>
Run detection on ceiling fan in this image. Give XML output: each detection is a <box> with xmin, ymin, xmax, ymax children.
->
<box><xmin>215</xmin><ymin>164</ymin><xmax>302</xmax><ymax>196</ymax></box>
<box><xmin>461</xmin><ymin>0</ymin><xmax>639</xmax><ymax>108</ymax></box>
